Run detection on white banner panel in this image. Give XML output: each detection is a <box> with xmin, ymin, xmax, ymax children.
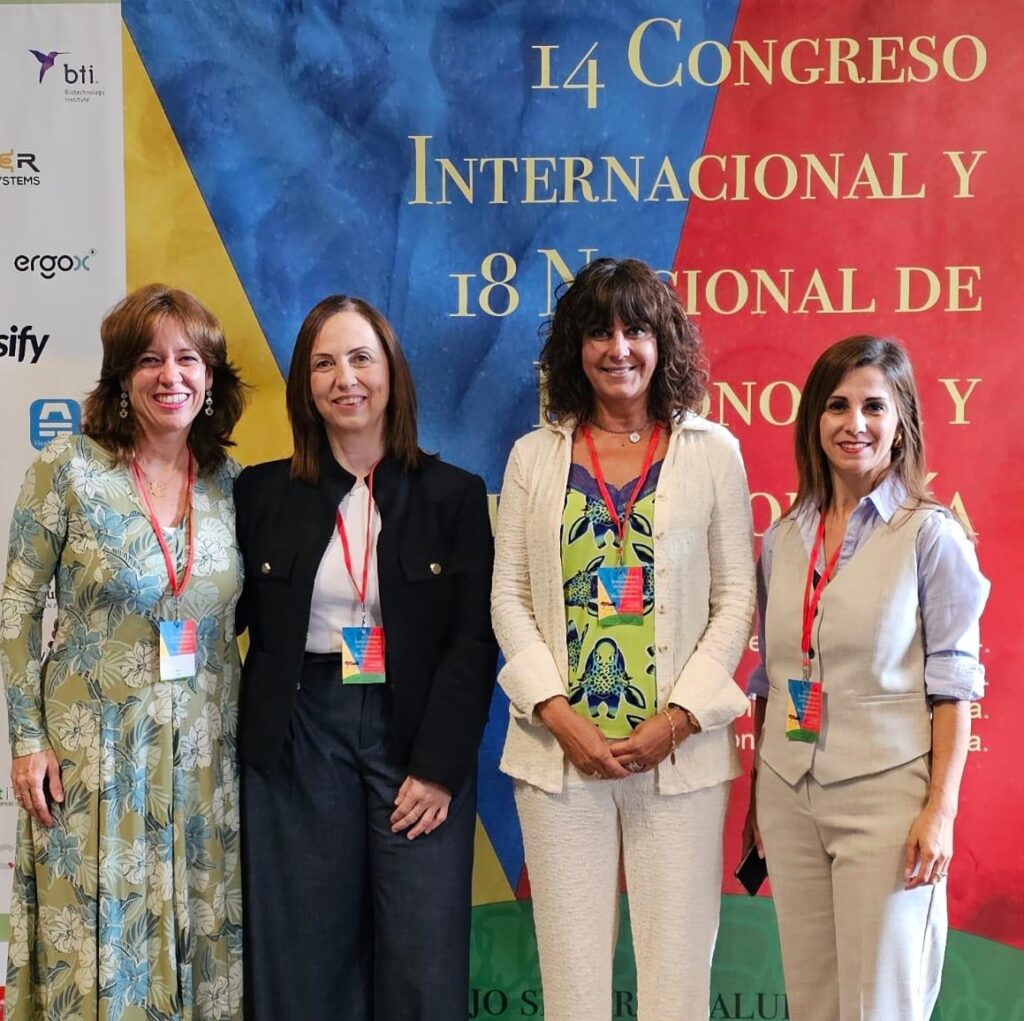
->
<box><xmin>0</xmin><ymin>0</ymin><xmax>125</xmax><ymax>943</ymax></box>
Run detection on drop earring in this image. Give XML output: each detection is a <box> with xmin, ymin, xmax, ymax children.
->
<box><xmin>204</xmin><ymin>390</ymin><xmax>214</xmax><ymax>417</ymax></box>
<box><xmin>119</xmin><ymin>391</ymin><xmax>129</xmax><ymax>419</ymax></box>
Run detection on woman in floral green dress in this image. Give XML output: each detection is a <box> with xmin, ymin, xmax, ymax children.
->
<box><xmin>0</xmin><ymin>284</ymin><xmax>247</xmax><ymax>1021</ymax></box>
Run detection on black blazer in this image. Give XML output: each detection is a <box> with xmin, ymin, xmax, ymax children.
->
<box><xmin>234</xmin><ymin>446</ymin><xmax>497</xmax><ymax>793</ymax></box>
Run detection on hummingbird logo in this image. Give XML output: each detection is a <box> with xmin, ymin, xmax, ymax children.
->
<box><xmin>29</xmin><ymin>49</ymin><xmax>67</xmax><ymax>84</ymax></box>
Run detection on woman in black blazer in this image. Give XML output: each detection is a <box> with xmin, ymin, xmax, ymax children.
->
<box><xmin>234</xmin><ymin>295</ymin><xmax>497</xmax><ymax>1021</ymax></box>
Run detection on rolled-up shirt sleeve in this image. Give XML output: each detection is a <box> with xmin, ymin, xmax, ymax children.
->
<box><xmin>918</xmin><ymin>512</ymin><xmax>990</xmax><ymax>701</ymax></box>
<box><xmin>746</xmin><ymin>523</ymin><xmax>777</xmax><ymax>700</ymax></box>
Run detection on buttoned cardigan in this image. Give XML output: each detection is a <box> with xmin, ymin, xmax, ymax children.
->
<box><xmin>492</xmin><ymin>415</ymin><xmax>755</xmax><ymax>794</ymax></box>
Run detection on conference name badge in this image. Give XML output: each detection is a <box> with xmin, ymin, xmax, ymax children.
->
<box><xmin>158</xmin><ymin>619</ymin><xmax>198</xmax><ymax>681</ymax></box>
<box><xmin>785</xmin><ymin>678</ymin><xmax>822</xmax><ymax>743</ymax></box>
<box><xmin>593</xmin><ymin>565</ymin><xmax>644</xmax><ymax>627</ymax></box>
<box><xmin>341</xmin><ymin>626</ymin><xmax>386</xmax><ymax>684</ymax></box>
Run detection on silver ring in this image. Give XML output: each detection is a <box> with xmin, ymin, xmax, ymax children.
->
<box><xmin>590</xmin><ymin>771</ymin><xmax>601</xmax><ymax>779</ymax></box>
<box><xmin>627</xmin><ymin>761</ymin><xmax>644</xmax><ymax>773</ymax></box>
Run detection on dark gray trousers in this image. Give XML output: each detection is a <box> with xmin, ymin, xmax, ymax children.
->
<box><xmin>242</xmin><ymin>656</ymin><xmax>476</xmax><ymax>1021</ymax></box>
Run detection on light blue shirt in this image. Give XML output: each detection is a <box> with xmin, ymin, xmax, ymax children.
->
<box><xmin>748</xmin><ymin>475</ymin><xmax>989</xmax><ymax>701</ymax></box>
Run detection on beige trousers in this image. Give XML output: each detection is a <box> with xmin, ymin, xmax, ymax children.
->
<box><xmin>514</xmin><ymin>769</ymin><xmax>730</xmax><ymax>1021</ymax></box>
<box><xmin>757</xmin><ymin>756</ymin><xmax>946</xmax><ymax>1021</ymax></box>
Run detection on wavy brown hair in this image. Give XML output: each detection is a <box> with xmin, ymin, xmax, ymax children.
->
<box><xmin>82</xmin><ymin>284</ymin><xmax>247</xmax><ymax>474</ymax></box>
<box><xmin>791</xmin><ymin>336</ymin><xmax>937</xmax><ymax>517</ymax></box>
<box><xmin>540</xmin><ymin>257</ymin><xmax>706</xmax><ymax>425</ymax></box>
<box><xmin>287</xmin><ymin>296</ymin><xmax>422</xmax><ymax>483</ymax></box>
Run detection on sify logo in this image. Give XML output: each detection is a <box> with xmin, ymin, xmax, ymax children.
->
<box><xmin>30</xmin><ymin>399</ymin><xmax>81</xmax><ymax>449</ymax></box>
<box><xmin>14</xmin><ymin>250</ymin><xmax>95</xmax><ymax>280</ymax></box>
<box><xmin>1</xmin><ymin>325</ymin><xmax>49</xmax><ymax>365</ymax></box>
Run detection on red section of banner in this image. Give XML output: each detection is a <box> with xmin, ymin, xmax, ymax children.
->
<box><xmin>677</xmin><ymin>1</ymin><xmax>1024</xmax><ymax>947</ymax></box>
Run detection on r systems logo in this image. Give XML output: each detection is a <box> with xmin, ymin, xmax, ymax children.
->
<box><xmin>30</xmin><ymin>399</ymin><xmax>81</xmax><ymax>449</ymax></box>
<box><xmin>0</xmin><ymin>325</ymin><xmax>49</xmax><ymax>365</ymax></box>
<box><xmin>27</xmin><ymin>47</ymin><xmax>104</xmax><ymax>103</ymax></box>
<box><xmin>14</xmin><ymin>250</ymin><xmax>95</xmax><ymax>280</ymax></box>
<box><xmin>0</xmin><ymin>149</ymin><xmax>40</xmax><ymax>187</ymax></box>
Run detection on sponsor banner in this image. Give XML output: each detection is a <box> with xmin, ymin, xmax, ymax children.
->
<box><xmin>0</xmin><ymin>0</ymin><xmax>125</xmax><ymax>929</ymax></box>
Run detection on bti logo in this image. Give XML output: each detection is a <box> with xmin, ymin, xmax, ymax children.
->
<box><xmin>28</xmin><ymin>48</ymin><xmax>97</xmax><ymax>86</ymax></box>
<box><xmin>30</xmin><ymin>400</ymin><xmax>80</xmax><ymax>449</ymax></box>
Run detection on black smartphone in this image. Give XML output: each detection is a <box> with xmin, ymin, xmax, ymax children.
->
<box><xmin>734</xmin><ymin>843</ymin><xmax>768</xmax><ymax>896</ymax></box>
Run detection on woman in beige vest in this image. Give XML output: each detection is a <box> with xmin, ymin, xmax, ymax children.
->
<box><xmin>743</xmin><ymin>336</ymin><xmax>989</xmax><ymax>1021</ymax></box>
<box><xmin>493</xmin><ymin>258</ymin><xmax>755</xmax><ymax>1021</ymax></box>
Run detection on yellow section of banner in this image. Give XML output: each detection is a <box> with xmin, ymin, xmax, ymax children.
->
<box><xmin>121</xmin><ymin>24</ymin><xmax>290</xmax><ymax>468</ymax></box>
<box><xmin>473</xmin><ymin>819</ymin><xmax>515</xmax><ymax>904</ymax></box>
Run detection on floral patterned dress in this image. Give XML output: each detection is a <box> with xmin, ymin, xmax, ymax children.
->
<box><xmin>0</xmin><ymin>435</ymin><xmax>243</xmax><ymax>1021</ymax></box>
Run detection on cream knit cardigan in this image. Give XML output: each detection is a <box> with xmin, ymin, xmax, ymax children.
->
<box><xmin>492</xmin><ymin>415</ymin><xmax>755</xmax><ymax>795</ymax></box>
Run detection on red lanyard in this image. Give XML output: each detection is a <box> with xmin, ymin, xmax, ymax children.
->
<box><xmin>801</xmin><ymin>515</ymin><xmax>843</xmax><ymax>678</ymax></box>
<box><xmin>582</xmin><ymin>424</ymin><xmax>663</xmax><ymax>561</ymax></box>
<box><xmin>335</xmin><ymin>465</ymin><xmax>378</xmax><ymax>620</ymax></box>
<box><xmin>131</xmin><ymin>453</ymin><xmax>196</xmax><ymax>602</ymax></box>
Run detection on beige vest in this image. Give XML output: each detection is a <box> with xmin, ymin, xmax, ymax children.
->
<box><xmin>760</xmin><ymin>511</ymin><xmax>933</xmax><ymax>786</ymax></box>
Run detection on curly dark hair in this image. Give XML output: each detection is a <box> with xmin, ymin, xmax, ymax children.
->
<box><xmin>82</xmin><ymin>284</ymin><xmax>248</xmax><ymax>475</ymax></box>
<box><xmin>539</xmin><ymin>257</ymin><xmax>706</xmax><ymax>425</ymax></box>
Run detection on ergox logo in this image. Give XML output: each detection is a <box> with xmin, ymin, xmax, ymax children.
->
<box><xmin>30</xmin><ymin>399</ymin><xmax>81</xmax><ymax>449</ymax></box>
<box><xmin>15</xmin><ymin>250</ymin><xmax>95</xmax><ymax>280</ymax></box>
<box><xmin>1</xmin><ymin>325</ymin><xmax>50</xmax><ymax>364</ymax></box>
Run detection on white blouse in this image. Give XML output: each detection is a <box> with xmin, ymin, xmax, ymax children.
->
<box><xmin>305</xmin><ymin>478</ymin><xmax>383</xmax><ymax>653</ymax></box>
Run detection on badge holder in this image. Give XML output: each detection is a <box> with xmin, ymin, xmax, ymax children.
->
<box><xmin>159</xmin><ymin>617</ymin><xmax>198</xmax><ymax>681</ymax></box>
<box><xmin>594</xmin><ymin>564</ymin><xmax>645</xmax><ymax>627</ymax></box>
<box><xmin>341</xmin><ymin>625</ymin><xmax>386</xmax><ymax>685</ymax></box>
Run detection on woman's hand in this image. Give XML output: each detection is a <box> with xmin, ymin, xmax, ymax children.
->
<box><xmin>610</xmin><ymin>707</ymin><xmax>692</xmax><ymax>773</ymax></box>
<box><xmin>904</xmin><ymin>803</ymin><xmax>955</xmax><ymax>889</ymax></box>
<box><xmin>11</xmin><ymin>749</ymin><xmax>63</xmax><ymax>828</ymax></box>
<box><xmin>537</xmin><ymin>696</ymin><xmax>630</xmax><ymax>780</ymax></box>
<box><xmin>741</xmin><ymin>775</ymin><xmax>764</xmax><ymax>859</ymax></box>
<box><xmin>391</xmin><ymin>775</ymin><xmax>452</xmax><ymax>840</ymax></box>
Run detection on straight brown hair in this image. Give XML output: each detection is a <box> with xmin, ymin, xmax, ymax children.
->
<box><xmin>82</xmin><ymin>284</ymin><xmax>247</xmax><ymax>474</ymax></box>
<box><xmin>287</xmin><ymin>296</ymin><xmax>422</xmax><ymax>483</ymax></box>
<box><xmin>791</xmin><ymin>336</ymin><xmax>936</xmax><ymax>516</ymax></box>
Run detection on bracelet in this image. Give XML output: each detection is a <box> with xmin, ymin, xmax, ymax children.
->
<box><xmin>660</xmin><ymin>707</ymin><xmax>679</xmax><ymax>766</ymax></box>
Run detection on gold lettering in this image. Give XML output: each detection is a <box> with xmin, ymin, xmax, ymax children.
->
<box><xmin>801</xmin><ymin>153</ymin><xmax>842</xmax><ymax>199</ymax></box>
<box><xmin>943</xmin><ymin>35</ymin><xmax>987</xmax><ymax>82</ymax></box>
<box><xmin>478</xmin><ymin>157</ymin><xmax>519</xmax><ymax>204</ymax></box>
<box><xmin>537</xmin><ymin>247</ymin><xmax>598</xmax><ymax>316</ymax></box>
<box><xmin>562</xmin><ymin>157</ymin><xmax>597</xmax><ymax>203</ymax></box>
<box><xmin>938</xmin><ymin>378</ymin><xmax>982</xmax><ymax>424</ymax></box>
<box><xmin>870</xmin><ymin>36</ymin><xmax>906</xmax><ymax>82</ymax></box>
<box><xmin>646</xmin><ymin>155</ymin><xmax>687</xmax><ymax>202</ymax></box>
<box><xmin>735</xmin><ymin>38</ymin><xmax>777</xmax><ymax>85</ymax></box>
<box><xmin>689</xmin><ymin>40</ymin><xmax>731</xmax><ymax>87</ymax></box>
<box><xmin>827</xmin><ymin>37</ymin><xmax>863</xmax><ymax>85</ymax></box>
<box><xmin>946</xmin><ymin>265</ymin><xmax>982</xmax><ymax>312</ymax></box>
<box><xmin>706</xmin><ymin>270</ymin><xmax>749</xmax><ymax>315</ymax></box>
<box><xmin>690</xmin><ymin>154</ymin><xmax>729</xmax><ymax>201</ymax></box>
<box><xmin>907</xmin><ymin>36</ymin><xmax>939</xmax><ymax>82</ymax></box>
<box><xmin>437</xmin><ymin>158</ymin><xmax>475</xmax><ymax>204</ymax></box>
<box><xmin>780</xmin><ymin>38</ymin><xmax>822</xmax><ymax>84</ymax></box>
<box><xmin>759</xmin><ymin>381</ymin><xmax>801</xmax><ymax>426</ymax></box>
<box><xmin>603</xmin><ymin>156</ymin><xmax>643</xmax><ymax>201</ymax></box>
<box><xmin>628</xmin><ymin>18</ymin><xmax>683</xmax><ymax>88</ymax></box>
<box><xmin>896</xmin><ymin>267</ymin><xmax>942</xmax><ymax>313</ymax></box>
<box><xmin>409</xmin><ymin>135</ymin><xmax>433</xmax><ymax>204</ymax></box>
<box><xmin>523</xmin><ymin>157</ymin><xmax>558</xmax><ymax>203</ymax></box>
<box><xmin>943</xmin><ymin>150</ymin><xmax>986</xmax><ymax>198</ymax></box>
<box><xmin>753</xmin><ymin>153</ymin><xmax>798</xmax><ymax>200</ymax></box>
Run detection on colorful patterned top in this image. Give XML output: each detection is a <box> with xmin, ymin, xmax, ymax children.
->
<box><xmin>561</xmin><ymin>461</ymin><xmax>661</xmax><ymax>739</ymax></box>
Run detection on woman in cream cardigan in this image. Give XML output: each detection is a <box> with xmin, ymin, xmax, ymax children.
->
<box><xmin>492</xmin><ymin>258</ymin><xmax>755</xmax><ymax>1021</ymax></box>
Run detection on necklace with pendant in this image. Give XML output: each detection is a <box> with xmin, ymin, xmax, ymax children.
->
<box><xmin>590</xmin><ymin>420</ymin><xmax>652</xmax><ymax>444</ymax></box>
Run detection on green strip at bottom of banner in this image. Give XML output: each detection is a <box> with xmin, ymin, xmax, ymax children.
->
<box><xmin>469</xmin><ymin>895</ymin><xmax>1024</xmax><ymax>1019</ymax></box>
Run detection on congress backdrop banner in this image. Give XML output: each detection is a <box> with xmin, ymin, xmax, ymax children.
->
<box><xmin>2</xmin><ymin>0</ymin><xmax>1022</xmax><ymax>1017</ymax></box>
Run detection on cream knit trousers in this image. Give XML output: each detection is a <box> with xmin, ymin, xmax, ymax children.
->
<box><xmin>515</xmin><ymin>770</ymin><xmax>730</xmax><ymax>1021</ymax></box>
